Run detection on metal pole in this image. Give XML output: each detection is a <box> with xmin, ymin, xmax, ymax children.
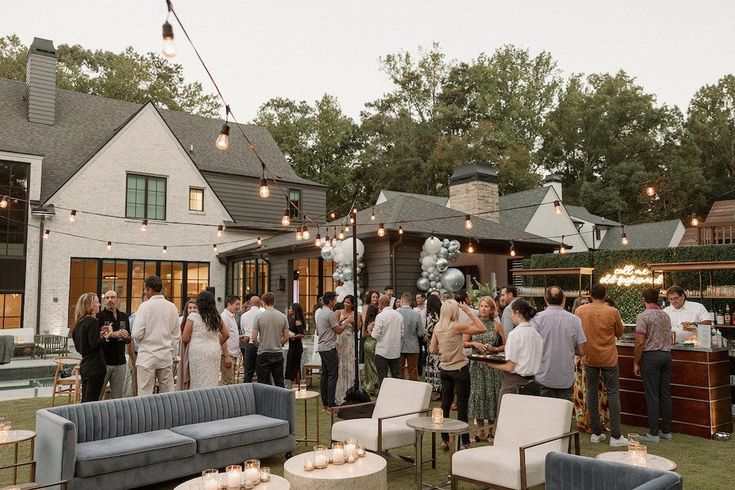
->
<box><xmin>351</xmin><ymin>205</ymin><xmax>361</xmax><ymax>392</ymax></box>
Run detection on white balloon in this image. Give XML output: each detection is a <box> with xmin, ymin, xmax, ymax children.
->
<box><xmin>423</xmin><ymin>236</ymin><xmax>442</xmax><ymax>254</ymax></box>
<box><xmin>333</xmin><ymin>247</ymin><xmax>345</xmax><ymax>264</ymax></box>
<box><xmin>339</xmin><ymin>238</ymin><xmax>365</xmax><ymax>262</ymax></box>
<box><xmin>421</xmin><ymin>255</ymin><xmax>437</xmax><ymax>269</ymax></box>
<box><xmin>343</xmin><ymin>268</ymin><xmax>353</xmax><ymax>281</ymax></box>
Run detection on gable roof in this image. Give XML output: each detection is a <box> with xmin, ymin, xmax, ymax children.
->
<box><xmin>565</xmin><ymin>205</ymin><xmax>621</xmax><ymax>226</ymax></box>
<box><xmin>378</xmin><ymin>190</ymin><xmax>449</xmax><ymax>207</ymax></box>
<box><xmin>599</xmin><ymin>219</ymin><xmax>683</xmax><ymax>250</ymax></box>
<box><xmin>0</xmin><ymin>78</ymin><xmax>321</xmax><ymax>203</ymax></box>
<box><xmin>498</xmin><ymin>186</ymin><xmax>550</xmax><ymax>230</ymax></box>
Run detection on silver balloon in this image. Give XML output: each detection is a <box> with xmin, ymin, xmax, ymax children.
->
<box><xmin>332</xmin><ymin>271</ymin><xmax>340</xmax><ymax>280</ymax></box>
<box><xmin>429</xmin><ymin>272</ymin><xmax>439</xmax><ymax>281</ymax></box>
<box><xmin>440</xmin><ymin>268</ymin><xmax>465</xmax><ymax>293</ymax></box>
<box><xmin>421</xmin><ymin>271</ymin><xmax>429</xmax><ymax>278</ymax></box>
<box><xmin>435</xmin><ymin>281</ymin><xmax>443</xmax><ymax>290</ymax></box>
<box><xmin>343</xmin><ymin>268</ymin><xmax>353</xmax><ymax>281</ymax></box>
<box><xmin>416</xmin><ymin>277</ymin><xmax>430</xmax><ymax>291</ymax></box>
<box><xmin>430</xmin><ymin>281</ymin><xmax>436</xmax><ymax>288</ymax></box>
<box><xmin>437</xmin><ymin>248</ymin><xmax>448</xmax><ymax>258</ymax></box>
<box><xmin>358</xmin><ymin>261</ymin><xmax>365</xmax><ymax>268</ymax></box>
<box><xmin>442</xmin><ymin>239</ymin><xmax>450</xmax><ymax>247</ymax></box>
<box><xmin>435</xmin><ymin>257</ymin><xmax>448</xmax><ymax>272</ymax></box>
<box><xmin>321</xmin><ymin>245</ymin><xmax>333</xmax><ymax>260</ymax></box>
<box><xmin>449</xmin><ymin>240</ymin><xmax>461</xmax><ymax>251</ymax></box>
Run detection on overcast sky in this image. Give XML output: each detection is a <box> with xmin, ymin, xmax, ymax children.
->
<box><xmin>3</xmin><ymin>1</ymin><xmax>734</xmax><ymax>121</ymax></box>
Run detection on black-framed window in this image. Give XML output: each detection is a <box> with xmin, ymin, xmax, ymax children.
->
<box><xmin>293</xmin><ymin>257</ymin><xmax>334</xmax><ymax>323</ymax></box>
<box><xmin>226</xmin><ymin>258</ymin><xmax>269</xmax><ymax>299</ymax></box>
<box><xmin>0</xmin><ymin>293</ymin><xmax>23</xmax><ymax>328</ymax></box>
<box><xmin>189</xmin><ymin>187</ymin><xmax>204</xmax><ymax>211</ymax></box>
<box><xmin>0</xmin><ymin>160</ymin><xmax>30</xmax><ymax>257</ymax></box>
<box><xmin>126</xmin><ymin>174</ymin><xmax>166</xmax><ymax>220</ymax></box>
<box><xmin>289</xmin><ymin>189</ymin><xmax>302</xmax><ymax>219</ymax></box>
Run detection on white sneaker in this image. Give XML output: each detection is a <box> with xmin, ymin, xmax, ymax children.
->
<box><xmin>610</xmin><ymin>435</ymin><xmax>629</xmax><ymax>447</ymax></box>
<box><xmin>590</xmin><ymin>433</ymin><xmax>607</xmax><ymax>443</ymax></box>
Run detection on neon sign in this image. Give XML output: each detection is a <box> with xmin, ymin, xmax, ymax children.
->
<box><xmin>599</xmin><ymin>264</ymin><xmax>664</xmax><ymax>288</ymax></box>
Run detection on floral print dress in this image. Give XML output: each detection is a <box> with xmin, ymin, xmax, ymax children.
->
<box><xmin>424</xmin><ymin>312</ymin><xmax>441</xmax><ymax>393</ymax></box>
<box><xmin>468</xmin><ymin>317</ymin><xmax>503</xmax><ymax>421</ymax></box>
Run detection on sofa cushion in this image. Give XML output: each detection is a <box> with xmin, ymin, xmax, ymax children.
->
<box><xmin>171</xmin><ymin>414</ymin><xmax>290</xmax><ymax>454</ymax></box>
<box><xmin>75</xmin><ymin>429</ymin><xmax>196</xmax><ymax>478</ymax></box>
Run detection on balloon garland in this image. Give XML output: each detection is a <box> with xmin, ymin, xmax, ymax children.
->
<box><xmin>320</xmin><ymin>237</ymin><xmax>366</xmax><ymax>302</ymax></box>
<box><xmin>416</xmin><ymin>237</ymin><xmax>465</xmax><ymax>295</ymax></box>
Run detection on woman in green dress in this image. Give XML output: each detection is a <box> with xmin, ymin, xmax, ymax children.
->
<box><xmin>465</xmin><ymin>296</ymin><xmax>505</xmax><ymax>442</ymax></box>
<box><xmin>361</xmin><ymin>303</ymin><xmax>380</xmax><ymax>396</ymax></box>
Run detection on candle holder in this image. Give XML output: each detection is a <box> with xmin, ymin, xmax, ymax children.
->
<box><xmin>202</xmin><ymin>469</ymin><xmax>219</xmax><ymax>490</ymax></box>
<box><xmin>632</xmin><ymin>444</ymin><xmax>648</xmax><ymax>466</ymax></box>
<box><xmin>226</xmin><ymin>464</ymin><xmax>242</xmax><ymax>488</ymax></box>
<box><xmin>259</xmin><ymin>467</ymin><xmax>270</xmax><ymax>482</ymax></box>
<box><xmin>331</xmin><ymin>441</ymin><xmax>346</xmax><ymax>465</ymax></box>
<box><xmin>314</xmin><ymin>445</ymin><xmax>329</xmax><ymax>469</ymax></box>
<box><xmin>243</xmin><ymin>459</ymin><xmax>261</xmax><ymax>486</ymax></box>
<box><xmin>345</xmin><ymin>437</ymin><xmax>357</xmax><ymax>461</ymax></box>
<box><xmin>299</xmin><ymin>382</ymin><xmax>307</xmax><ymax>393</ymax></box>
<box><xmin>431</xmin><ymin>407</ymin><xmax>444</xmax><ymax>424</ymax></box>
<box><xmin>627</xmin><ymin>433</ymin><xmax>640</xmax><ymax>453</ymax></box>
<box><xmin>356</xmin><ymin>443</ymin><xmax>366</xmax><ymax>457</ymax></box>
<box><xmin>304</xmin><ymin>457</ymin><xmax>315</xmax><ymax>471</ymax></box>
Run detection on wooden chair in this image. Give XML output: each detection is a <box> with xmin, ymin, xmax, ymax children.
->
<box><xmin>51</xmin><ymin>357</ymin><xmax>81</xmax><ymax>407</ymax></box>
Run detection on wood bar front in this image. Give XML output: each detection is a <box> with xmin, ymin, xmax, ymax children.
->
<box><xmin>617</xmin><ymin>343</ymin><xmax>732</xmax><ymax>438</ymax></box>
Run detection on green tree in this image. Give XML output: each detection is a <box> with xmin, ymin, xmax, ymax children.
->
<box><xmin>0</xmin><ymin>34</ymin><xmax>220</xmax><ymax>116</ymax></box>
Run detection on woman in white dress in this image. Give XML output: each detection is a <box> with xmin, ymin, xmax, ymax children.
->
<box><xmin>182</xmin><ymin>291</ymin><xmax>229</xmax><ymax>389</ymax></box>
<box><xmin>334</xmin><ymin>295</ymin><xmax>358</xmax><ymax>405</ymax></box>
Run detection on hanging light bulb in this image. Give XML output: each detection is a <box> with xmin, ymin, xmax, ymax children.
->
<box><xmin>554</xmin><ymin>200</ymin><xmax>562</xmax><ymax>215</ymax></box>
<box><xmin>217</xmin><ymin>225</ymin><xmax>224</xmax><ymax>237</ymax></box>
<box><xmin>296</xmin><ymin>227</ymin><xmax>303</xmax><ymax>240</ymax></box>
<box><xmin>258</xmin><ymin>164</ymin><xmax>270</xmax><ymax>198</ymax></box>
<box><xmin>464</xmin><ymin>214</ymin><xmax>473</xmax><ymax>230</ymax></box>
<box><xmin>256</xmin><ymin>236</ymin><xmax>262</xmax><ymax>245</ymax></box>
<box><xmin>349</xmin><ymin>216</ymin><xmax>355</xmax><ymax>224</ymax></box>
<box><xmin>216</xmin><ymin>123</ymin><xmax>230</xmax><ymax>150</ymax></box>
<box><xmin>43</xmin><ymin>229</ymin><xmax>50</xmax><ymax>239</ymax></box>
<box><xmin>140</xmin><ymin>219</ymin><xmax>148</xmax><ymax>232</ymax></box>
<box><xmin>303</xmin><ymin>226</ymin><xmax>310</xmax><ymax>240</ymax></box>
<box><xmin>331</xmin><ymin>235</ymin><xmax>337</xmax><ymax>246</ymax></box>
<box><xmin>162</xmin><ymin>245</ymin><xmax>167</xmax><ymax>255</ymax></box>
<box><xmin>281</xmin><ymin>207</ymin><xmax>291</xmax><ymax>226</ymax></box>
<box><xmin>330</xmin><ymin>210</ymin><xmax>336</xmax><ymax>219</ymax></box>
<box><xmin>645</xmin><ymin>184</ymin><xmax>656</xmax><ymax>197</ymax></box>
<box><xmin>338</xmin><ymin>230</ymin><xmax>345</xmax><ymax>240</ymax></box>
<box><xmin>621</xmin><ymin>230</ymin><xmax>629</xmax><ymax>246</ymax></box>
<box><xmin>467</xmin><ymin>240</ymin><xmax>474</xmax><ymax>253</ymax></box>
<box><xmin>107</xmin><ymin>241</ymin><xmax>112</xmax><ymax>251</ymax></box>
<box><xmin>161</xmin><ymin>20</ymin><xmax>176</xmax><ymax>59</ymax></box>
<box><xmin>315</xmin><ymin>233</ymin><xmax>321</xmax><ymax>247</ymax></box>
<box><xmin>398</xmin><ymin>224</ymin><xmax>404</xmax><ymax>235</ymax></box>
<box><xmin>69</xmin><ymin>209</ymin><xmax>77</xmax><ymax>222</ymax></box>
<box><xmin>559</xmin><ymin>235</ymin><xmax>567</xmax><ymax>254</ymax></box>
<box><xmin>509</xmin><ymin>241</ymin><xmax>516</xmax><ymax>257</ymax></box>
<box><xmin>213</xmin><ymin>243</ymin><xmax>218</xmax><ymax>252</ymax></box>
<box><xmin>344</xmin><ymin>224</ymin><xmax>350</xmax><ymax>232</ymax></box>
<box><xmin>690</xmin><ymin>213</ymin><xmax>699</xmax><ymax>226</ymax></box>
<box><xmin>371</xmin><ymin>208</ymin><xmax>376</xmax><ymax>221</ymax></box>
<box><xmin>377</xmin><ymin>223</ymin><xmax>386</xmax><ymax>237</ymax></box>
<box><xmin>0</xmin><ymin>196</ymin><xmax>8</xmax><ymax>209</ymax></box>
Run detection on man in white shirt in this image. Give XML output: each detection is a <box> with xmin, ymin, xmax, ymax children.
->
<box><xmin>239</xmin><ymin>295</ymin><xmax>261</xmax><ymax>383</ymax></box>
<box><xmin>663</xmin><ymin>285</ymin><xmax>711</xmax><ymax>343</ymax></box>
<box><xmin>499</xmin><ymin>286</ymin><xmax>519</xmax><ymax>336</ymax></box>
<box><xmin>372</xmin><ymin>294</ymin><xmax>404</xmax><ymax>385</ymax></box>
<box><xmin>220</xmin><ymin>295</ymin><xmax>241</xmax><ymax>385</ymax></box>
<box><xmin>131</xmin><ymin>275</ymin><xmax>180</xmax><ymax>395</ymax></box>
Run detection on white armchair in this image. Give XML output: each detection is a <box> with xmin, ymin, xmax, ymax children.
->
<box><xmin>331</xmin><ymin>378</ymin><xmax>432</xmax><ymax>453</ymax></box>
<box><xmin>451</xmin><ymin>394</ymin><xmax>579</xmax><ymax>490</ymax></box>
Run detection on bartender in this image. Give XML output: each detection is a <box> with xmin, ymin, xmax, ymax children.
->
<box><xmin>663</xmin><ymin>285</ymin><xmax>711</xmax><ymax>343</ymax></box>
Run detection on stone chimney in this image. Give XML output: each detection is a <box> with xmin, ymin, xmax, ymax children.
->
<box><xmin>448</xmin><ymin>161</ymin><xmax>500</xmax><ymax>223</ymax></box>
<box><xmin>25</xmin><ymin>37</ymin><xmax>57</xmax><ymax>125</ymax></box>
<box><xmin>543</xmin><ymin>174</ymin><xmax>562</xmax><ymax>201</ymax></box>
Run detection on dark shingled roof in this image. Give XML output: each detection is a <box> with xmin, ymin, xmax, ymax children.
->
<box><xmin>599</xmin><ymin>219</ymin><xmax>682</xmax><ymax>250</ymax></box>
<box><xmin>221</xmin><ymin>194</ymin><xmax>557</xmax><ymax>257</ymax></box>
<box><xmin>566</xmin><ymin>205</ymin><xmax>621</xmax><ymax>227</ymax></box>
<box><xmin>379</xmin><ymin>190</ymin><xmax>449</xmax><ymax>207</ymax></box>
<box><xmin>498</xmin><ymin>187</ymin><xmax>550</xmax><ymax>230</ymax></box>
<box><xmin>0</xmin><ymin>78</ymin><xmax>321</xmax><ymax>202</ymax></box>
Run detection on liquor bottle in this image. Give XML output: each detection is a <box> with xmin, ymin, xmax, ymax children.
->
<box><xmin>725</xmin><ymin>304</ymin><xmax>732</xmax><ymax>326</ymax></box>
<box><xmin>716</xmin><ymin>308</ymin><xmax>724</xmax><ymax>326</ymax></box>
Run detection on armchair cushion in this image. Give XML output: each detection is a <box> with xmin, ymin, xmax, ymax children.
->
<box><xmin>171</xmin><ymin>414</ymin><xmax>290</xmax><ymax>454</ymax></box>
<box><xmin>372</xmin><ymin>378</ymin><xmax>431</xmax><ymax>424</ymax></box>
<box><xmin>75</xmin><ymin>430</ymin><xmax>195</xmax><ymax>477</ymax></box>
<box><xmin>332</xmin><ymin>418</ymin><xmax>414</xmax><ymax>452</ymax></box>
<box><xmin>453</xmin><ymin>445</ymin><xmax>546</xmax><ymax>489</ymax></box>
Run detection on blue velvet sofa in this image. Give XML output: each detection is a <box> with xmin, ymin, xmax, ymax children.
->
<box><xmin>545</xmin><ymin>452</ymin><xmax>683</xmax><ymax>489</ymax></box>
<box><xmin>35</xmin><ymin>383</ymin><xmax>295</xmax><ymax>490</ymax></box>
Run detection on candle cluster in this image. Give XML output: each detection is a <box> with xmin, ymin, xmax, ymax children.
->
<box><xmin>201</xmin><ymin>460</ymin><xmax>270</xmax><ymax>489</ymax></box>
<box><xmin>627</xmin><ymin>434</ymin><xmax>648</xmax><ymax>466</ymax></box>
<box><xmin>0</xmin><ymin>419</ymin><xmax>11</xmax><ymax>440</ymax></box>
<box><xmin>304</xmin><ymin>438</ymin><xmax>366</xmax><ymax>471</ymax></box>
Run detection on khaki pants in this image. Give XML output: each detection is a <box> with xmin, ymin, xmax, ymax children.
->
<box><xmin>137</xmin><ymin>366</ymin><xmax>173</xmax><ymax>396</ymax></box>
<box><xmin>220</xmin><ymin>354</ymin><xmax>237</xmax><ymax>385</ymax></box>
<box><xmin>400</xmin><ymin>353</ymin><xmax>419</xmax><ymax>381</ymax></box>
<box><xmin>101</xmin><ymin>364</ymin><xmax>127</xmax><ymax>399</ymax></box>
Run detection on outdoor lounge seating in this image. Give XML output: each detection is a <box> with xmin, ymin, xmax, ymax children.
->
<box><xmin>35</xmin><ymin>383</ymin><xmax>295</xmax><ymax>490</ymax></box>
<box><xmin>545</xmin><ymin>452</ymin><xmax>683</xmax><ymax>490</ymax></box>
<box><xmin>451</xmin><ymin>394</ymin><xmax>578</xmax><ymax>490</ymax></box>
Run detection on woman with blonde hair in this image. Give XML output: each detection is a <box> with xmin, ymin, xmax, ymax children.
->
<box><xmin>71</xmin><ymin>292</ymin><xmax>111</xmax><ymax>402</ymax></box>
<box><xmin>465</xmin><ymin>296</ymin><xmax>505</xmax><ymax>442</ymax></box>
<box><xmin>176</xmin><ymin>299</ymin><xmax>197</xmax><ymax>390</ymax></box>
<box><xmin>430</xmin><ymin>299</ymin><xmax>487</xmax><ymax>450</ymax></box>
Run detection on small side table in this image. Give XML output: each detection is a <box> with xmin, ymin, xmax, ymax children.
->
<box><xmin>596</xmin><ymin>451</ymin><xmax>677</xmax><ymax>471</ymax></box>
<box><xmin>406</xmin><ymin>417</ymin><xmax>468</xmax><ymax>490</ymax></box>
<box><xmin>0</xmin><ymin>430</ymin><xmax>37</xmax><ymax>485</ymax></box>
<box><xmin>284</xmin><ymin>450</ymin><xmax>387</xmax><ymax>490</ymax></box>
<box><xmin>174</xmin><ymin>472</ymin><xmax>290</xmax><ymax>489</ymax></box>
<box><xmin>295</xmin><ymin>390</ymin><xmax>321</xmax><ymax>446</ymax></box>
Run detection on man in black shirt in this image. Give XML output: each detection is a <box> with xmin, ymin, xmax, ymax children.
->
<box><xmin>97</xmin><ymin>290</ymin><xmax>132</xmax><ymax>399</ymax></box>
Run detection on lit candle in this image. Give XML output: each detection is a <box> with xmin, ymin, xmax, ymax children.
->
<box><xmin>243</xmin><ymin>459</ymin><xmax>261</xmax><ymax>485</ymax></box>
<box><xmin>432</xmin><ymin>407</ymin><xmax>443</xmax><ymax>424</ymax></box>
<box><xmin>356</xmin><ymin>444</ymin><xmax>365</xmax><ymax>457</ymax></box>
<box><xmin>203</xmin><ymin>478</ymin><xmax>219</xmax><ymax>490</ymax></box>
<box><xmin>332</xmin><ymin>448</ymin><xmax>345</xmax><ymax>464</ymax></box>
<box><xmin>304</xmin><ymin>458</ymin><xmax>315</xmax><ymax>471</ymax></box>
<box><xmin>260</xmin><ymin>467</ymin><xmax>270</xmax><ymax>481</ymax></box>
<box><xmin>347</xmin><ymin>454</ymin><xmax>356</xmax><ymax>463</ymax></box>
<box><xmin>345</xmin><ymin>442</ymin><xmax>357</xmax><ymax>459</ymax></box>
<box><xmin>226</xmin><ymin>465</ymin><xmax>242</xmax><ymax>488</ymax></box>
<box><xmin>315</xmin><ymin>454</ymin><xmax>328</xmax><ymax>468</ymax></box>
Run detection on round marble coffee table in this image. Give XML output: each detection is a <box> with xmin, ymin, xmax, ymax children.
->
<box><xmin>284</xmin><ymin>451</ymin><xmax>387</xmax><ymax>490</ymax></box>
<box><xmin>596</xmin><ymin>451</ymin><xmax>677</xmax><ymax>471</ymax></box>
<box><xmin>173</xmin><ymin>472</ymin><xmax>290</xmax><ymax>489</ymax></box>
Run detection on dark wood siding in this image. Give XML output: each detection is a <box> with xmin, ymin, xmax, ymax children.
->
<box><xmin>363</xmin><ymin>239</ymin><xmax>391</xmax><ymax>292</ymax></box>
<box><xmin>202</xmin><ymin>171</ymin><xmax>326</xmax><ymax>226</ymax></box>
<box><xmin>394</xmin><ymin>241</ymin><xmax>422</xmax><ymax>296</ymax></box>
<box><xmin>267</xmin><ymin>255</ymin><xmax>289</xmax><ymax>310</ymax></box>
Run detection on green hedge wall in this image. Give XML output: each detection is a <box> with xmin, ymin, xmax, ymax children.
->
<box><xmin>522</xmin><ymin>244</ymin><xmax>735</xmax><ymax>322</ymax></box>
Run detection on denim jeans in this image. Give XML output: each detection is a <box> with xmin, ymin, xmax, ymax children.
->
<box><xmin>641</xmin><ymin>351</ymin><xmax>672</xmax><ymax>436</ymax></box>
<box><xmin>241</xmin><ymin>343</ymin><xmax>258</xmax><ymax>383</ymax></box>
<box><xmin>585</xmin><ymin>365</ymin><xmax>622</xmax><ymax>438</ymax></box>
<box><xmin>255</xmin><ymin>351</ymin><xmax>284</xmax><ymax>388</ymax></box>
<box><xmin>440</xmin><ymin>365</ymin><xmax>471</xmax><ymax>445</ymax></box>
<box><xmin>319</xmin><ymin>349</ymin><xmax>339</xmax><ymax>407</ymax></box>
<box><xmin>539</xmin><ymin>384</ymin><xmax>574</xmax><ymax>402</ymax></box>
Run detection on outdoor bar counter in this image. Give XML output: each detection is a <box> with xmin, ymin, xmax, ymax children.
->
<box><xmin>617</xmin><ymin>340</ymin><xmax>733</xmax><ymax>438</ymax></box>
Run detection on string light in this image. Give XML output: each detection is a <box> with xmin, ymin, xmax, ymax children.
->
<box><xmin>295</xmin><ymin>227</ymin><xmax>303</xmax><ymax>240</ymax></box>
<box><xmin>0</xmin><ymin>196</ymin><xmax>7</xmax><ymax>209</ymax></box>
<box><xmin>554</xmin><ymin>200</ymin><xmax>562</xmax><ymax>215</ymax></box>
<box><xmin>281</xmin><ymin>206</ymin><xmax>291</xmax><ymax>226</ymax></box>
<box><xmin>559</xmin><ymin>235</ymin><xmax>567</xmax><ymax>254</ymax></box>
<box><xmin>314</xmin><ymin>233</ymin><xmax>321</xmax><ymax>247</ymax></box>
<box><xmin>69</xmin><ymin>209</ymin><xmax>77</xmax><ymax>222</ymax></box>
<box><xmin>258</xmin><ymin>164</ymin><xmax>269</xmax><ymax>198</ymax></box>
<box><xmin>349</xmin><ymin>216</ymin><xmax>355</xmax><ymax>224</ymax></box>
<box><xmin>371</xmin><ymin>208</ymin><xmax>375</xmax><ymax>221</ymax></box>
<box><xmin>212</xmin><ymin>243</ymin><xmax>218</xmax><ymax>252</ymax></box>
<box><xmin>215</xmin><ymin>105</ymin><xmax>230</xmax><ymax>150</ymax></box>
<box><xmin>303</xmin><ymin>226</ymin><xmax>310</xmax><ymax>240</ymax></box>
<box><xmin>256</xmin><ymin>236</ymin><xmax>262</xmax><ymax>245</ymax></box>
<box><xmin>690</xmin><ymin>213</ymin><xmax>699</xmax><ymax>226</ymax></box>
<box><xmin>645</xmin><ymin>184</ymin><xmax>656</xmax><ymax>197</ymax></box>
<box><xmin>344</xmin><ymin>224</ymin><xmax>350</xmax><ymax>232</ymax></box>
<box><xmin>621</xmin><ymin>226</ymin><xmax>629</xmax><ymax>245</ymax></box>
<box><xmin>467</xmin><ymin>240</ymin><xmax>474</xmax><ymax>253</ymax></box>
<box><xmin>140</xmin><ymin>219</ymin><xmax>148</xmax><ymax>232</ymax></box>
<box><xmin>377</xmin><ymin>223</ymin><xmax>386</xmax><ymax>237</ymax></box>
<box><xmin>43</xmin><ymin>229</ymin><xmax>49</xmax><ymax>239</ymax></box>
<box><xmin>330</xmin><ymin>210</ymin><xmax>336</xmax><ymax>219</ymax></box>
<box><xmin>162</xmin><ymin>245</ymin><xmax>167</xmax><ymax>255</ymax></box>
<box><xmin>107</xmin><ymin>241</ymin><xmax>112</xmax><ymax>251</ymax></box>
<box><xmin>217</xmin><ymin>225</ymin><xmax>224</xmax><ymax>237</ymax></box>
<box><xmin>398</xmin><ymin>224</ymin><xmax>404</xmax><ymax>235</ymax></box>
<box><xmin>331</xmin><ymin>235</ymin><xmax>337</xmax><ymax>246</ymax></box>
<box><xmin>509</xmin><ymin>241</ymin><xmax>516</xmax><ymax>257</ymax></box>
<box><xmin>464</xmin><ymin>215</ymin><xmax>473</xmax><ymax>230</ymax></box>
<box><xmin>161</xmin><ymin>2</ymin><xmax>176</xmax><ymax>59</ymax></box>
<box><xmin>338</xmin><ymin>230</ymin><xmax>345</xmax><ymax>240</ymax></box>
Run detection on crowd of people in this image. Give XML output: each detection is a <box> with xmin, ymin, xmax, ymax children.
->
<box><xmin>70</xmin><ymin>276</ymin><xmax>692</xmax><ymax>448</ymax></box>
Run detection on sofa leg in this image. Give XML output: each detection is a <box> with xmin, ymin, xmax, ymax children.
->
<box><xmin>285</xmin><ymin>452</ymin><xmax>292</xmax><ymax>459</ymax></box>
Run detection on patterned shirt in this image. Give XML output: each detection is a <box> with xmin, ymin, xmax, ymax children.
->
<box><xmin>635</xmin><ymin>306</ymin><xmax>672</xmax><ymax>352</ymax></box>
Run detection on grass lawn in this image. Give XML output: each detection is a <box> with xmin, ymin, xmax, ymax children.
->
<box><xmin>0</xmin><ymin>384</ymin><xmax>733</xmax><ymax>489</ymax></box>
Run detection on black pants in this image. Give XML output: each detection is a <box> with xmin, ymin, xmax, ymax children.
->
<box><xmin>375</xmin><ymin>355</ymin><xmax>400</xmax><ymax>386</ymax></box>
<box><xmin>641</xmin><ymin>350</ymin><xmax>672</xmax><ymax>436</ymax></box>
<box><xmin>241</xmin><ymin>343</ymin><xmax>258</xmax><ymax>383</ymax></box>
<box><xmin>255</xmin><ymin>351</ymin><xmax>285</xmax><ymax>387</ymax></box>
<box><xmin>319</xmin><ymin>349</ymin><xmax>339</xmax><ymax>407</ymax></box>
<box><xmin>418</xmin><ymin>336</ymin><xmax>426</xmax><ymax>376</ymax></box>
<box><xmin>440</xmin><ymin>365</ymin><xmax>471</xmax><ymax>444</ymax></box>
<box><xmin>539</xmin><ymin>384</ymin><xmax>574</xmax><ymax>401</ymax></box>
<box><xmin>285</xmin><ymin>341</ymin><xmax>303</xmax><ymax>382</ymax></box>
<box><xmin>80</xmin><ymin>363</ymin><xmax>106</xmax><ymax>403</ymax></box>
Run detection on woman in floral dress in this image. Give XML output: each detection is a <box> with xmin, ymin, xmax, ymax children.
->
<box><xmin>362</xmin><ymin>304</ymin><xmax>380</xmax><ymax>396</ymax></box>
<box><xmin>335</xmin><ymin>295</ymin><xmax>357</xmax><ymax>405</ymax></box>
<box><xmin>466</xmin><ymin>296</ymin><xmax>505</xmax><ymax>442</ymax></box>
<box><xmin>423</xmin><ymin>294</ymin><xmax>442</xmax><ymax>400</ymax></box>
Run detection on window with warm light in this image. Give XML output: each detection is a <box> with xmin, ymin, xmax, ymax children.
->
<box><xmin>0</xmin><ymin>293</ymin><xmax>22</xmax><ymax>328</ymax></box>
<box><xmin>189</xmin><ymin>187</ymin><xmax>204</xmax><ymax>211</ymax></box>
<box><xmin>126</xmin><ymin>174</ymin><xmax>166</xmax><ymax>220</ymax></box>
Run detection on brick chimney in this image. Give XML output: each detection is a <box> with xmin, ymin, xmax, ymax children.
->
<box><xmin>448</xmin><ymin>161</ymin><xmax>499</xmax><ymax>223</ymax></box>
<box><xmin>543</xmin><ymin>174</ymin><xmax>562</xmax><ymax>201</ymax></box>
<box><xmin>25</xmin><ymin>37</ymin><xmax>57</xmax><ymax>125</ymax></box>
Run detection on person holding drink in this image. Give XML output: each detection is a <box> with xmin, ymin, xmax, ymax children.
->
<box><xmin>663</xmin><ymin>285</ymin><xmax>711</xmax><ymax>343</ymax></box>
<box><xmin>71</xmin><ymin>293</ymin><xmax>113</xmax><ymax>402</ymax></box>
<box><xmin>97</xmin><ymin>290</ymin><xmax>131</xmax><ymax>399</ymax></box>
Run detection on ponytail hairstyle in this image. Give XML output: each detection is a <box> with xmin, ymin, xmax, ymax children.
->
<box><xmin>510</xmin><ymin>298</ymin><xmax>536</xmax><ymax>322</ymax></box>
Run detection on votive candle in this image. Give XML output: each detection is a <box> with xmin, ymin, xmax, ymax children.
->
<box><xmin>314</xmin><ymin>445</ymin><xmax>329</xmax><ymax>468</ymax></box>
<box><xmin>431</xmin><ymin>407</ymin><xmax>444</xmax><ymax>424</ymax></box>
<box><xmin>226</xmin><ymin>464</ymin><xmax>242</xmax><ymax>488</ymax></box>
<box><xmin>304</xmin><ymin>457</ymin><xmax>315</xmax><ymax>471</ymax></box>
<box><xmin>244</xmin><ymin>459</ymin><xmax>261</xmax><ymax>485</ymax></box>
<box><xmin>331</xmin><ymin>441</ymin><xmax>346</xmax><ymax>465</ymax></box>
<box><xmin>260</xmin><ymin>467</ymin><xmax>270</xmax><ymax>481</ymax></box>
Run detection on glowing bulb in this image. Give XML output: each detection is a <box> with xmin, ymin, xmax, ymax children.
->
<box><xmin>338</xmin><ymin>231</ymin><xmax>345</xmax><ymax>240</ymax></box>
<box><xmin>315</xmin><ymin>233</ymin><xmax>321</xmax><ymax>247</ymax></box>
<box><xmin>43</xmin><ymin>229</ymin><xmax>49</xmax><ymax>239</ymax></box>
<box><xmin>554</xmin><ymin>200</ymin><xmax>562</xmax><ymax>215</ymax></box>
<box><xmin>162</xmin><ymin>245</ymin><xmax>167</xmax><ymax>255</ymax></box>
<box><xmin>258</xmin><ymin>177</ymin><xmax>270</xmax><ymax>198</ymax></box>
<box><xmin>377</xmin><ymin>223</ymin><xmax>386</xmax><ymax>237</ymax></box>
<box><xmin>217</xmin><ymin>225</ymin><xmax>224</xmax><ymax>237</ymax></box>
<box><xmin>162</xmin><ymin>21</ymin><xmax>176</xmax><ymax>59</ymax></box>
<box><xmin>281</xmin><ymin>209</ymin><xmax>291</xmax><ymax>226</ymax></box>
<box><xmin>69</xmin><ymin>209</ymin><xmax>77</xmax><ymax>222</ymax></box>
<box><xmin>398</xmin><ymin>225</ymin><xmax>404</xmax><ymax>235</ymax></box>
<box><xmin>349</xmin><ymin>216</ymin><xmax>355</xmax><ymax>224</ymax></box>
<box><xmin>621</xmin><ymin>233</ymin><xmax>629</xmax><ymax>245</ymax></box>
<box><xmin>464</xmin><ymin>215</ymin><xmax>473</xmax><ymax>230</ymax></box>
<box><xmin>215</xmin><ymin>123</ymin><xmax>230</xmax><ymax>150</ymax></box>
<box><xmin>0</xmin><ymin>196</ymin><xmax>7</xmax><ymax>209</ymax></box>
<box><xmin>140</xmin><ymin>219</ymin><xmax>148</xmax><ymax>232</ymax></box>
<box><xmin>331</xmin><ymin>237</ymin><xmax>337</xmax><ymax>246</ymax></box>
<box><xmin>467</xmin><ymin>241</ymin><xmax>474</xmax><ymax>253</ymax></box>
<box><xmin>330</xmin><ymin>211</ymin><xmax>336</xmax><ymax>219</ymax></box>
<box><xmin>510</xmin><ymin>242</ymin><xmax>516</xmax><ymax>257</ymax></box>
<box><xmin>691</xmin><ymin>213</ymin><xmax>699</xmax><ymax>226</ymax></box>
<box><xmin>296</xmin><ymin>227</ymin><xmax>303</xmax><ymax>240</ymax></box>
<box><xmin>645</xmin><ymin>185</ymin><xmax>656</xmax><ymax>197</ymax></box>
<box><xmin>303</xmin><ymin>226</ymin><xmax>310</xmax><ymax>240</ymax></box>
<box><xmin>370</xmin><ymin>208</ymin><xmax>375</xmax><ymax>221</ymax></box>
<box><xmin>560</xmin><ymin>245</ymin><xmax>566</xmax><ymax>254</ymax></box>
<box><xmin>107</xmin><ymin>241</ymin><xmax>112</xmax><ymax>251</ymax></box>
<box><xmin>213</xmin><ymin>243</ymin><xmax>218</xmax><ymax>252</ymax></box>
<box><xmin>256</xmin><ymin>237</ymin><xmax>262</xmax><ymax>245</ymax></box>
